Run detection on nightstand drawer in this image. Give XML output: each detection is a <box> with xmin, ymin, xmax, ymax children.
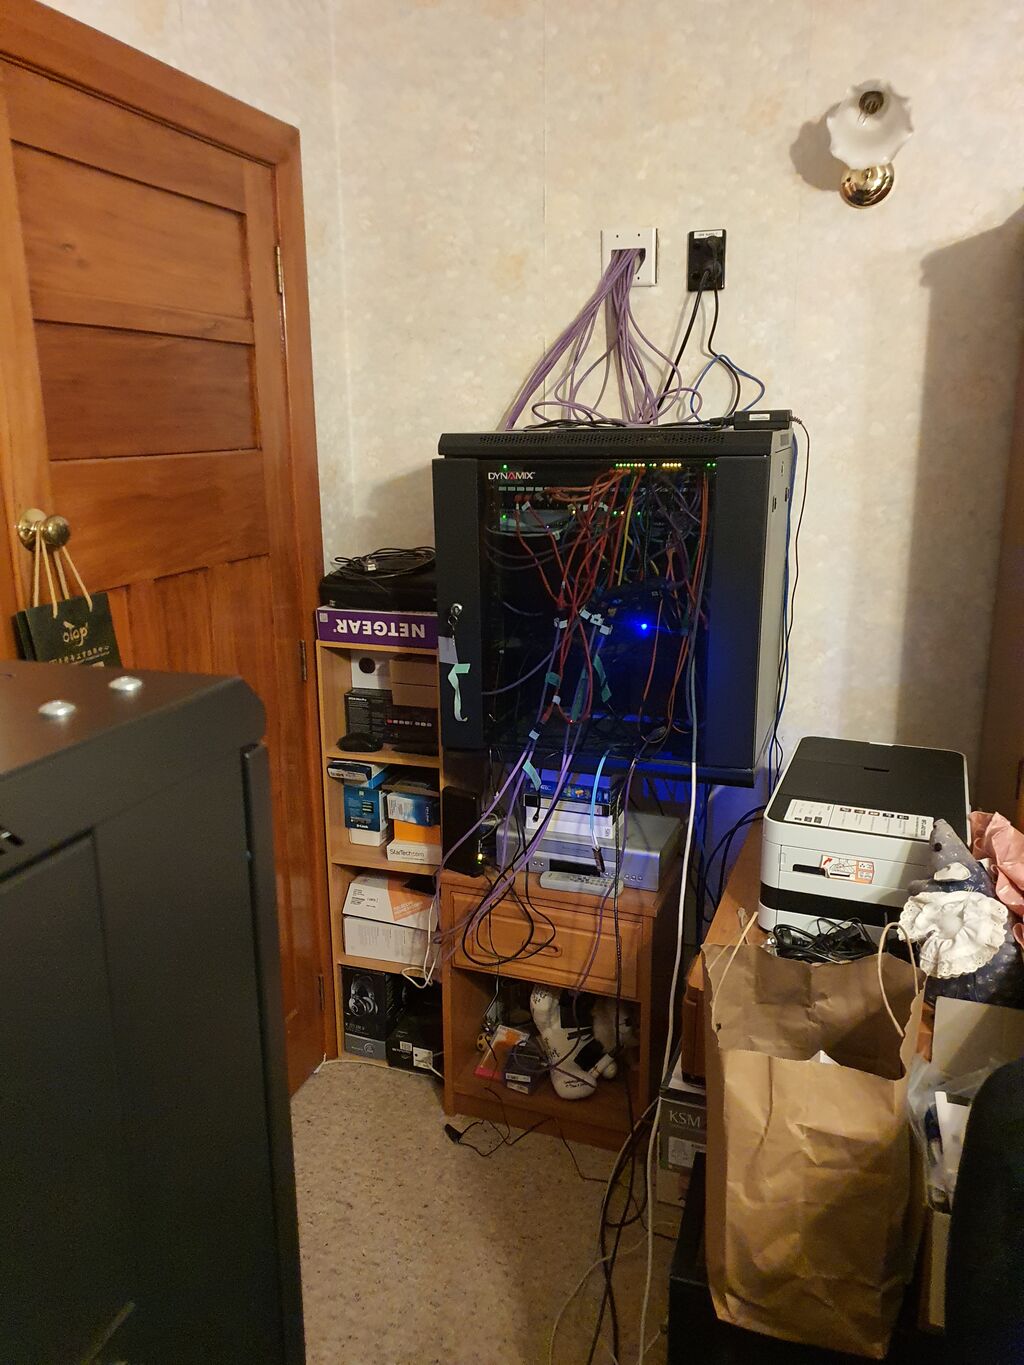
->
<box><xmin>448</xmin><ymin>890</ymin><xmax>641</xmax><ymax>997</ymax></box>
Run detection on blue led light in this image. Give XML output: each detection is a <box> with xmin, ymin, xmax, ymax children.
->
<box><xmin>639</xmin><ymin>620</ymin><xmax>651</xmax><ymax>633</ymax></box>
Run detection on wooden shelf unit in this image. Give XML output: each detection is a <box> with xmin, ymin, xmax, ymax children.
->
<box><xmin>316</xmin><ymin>627</ymin><xmax>685</xmax><ymax>1148</ymax></box>
<box><xmin>439</xmin><ymin>868</ymin><xmax>681</xmax><ymax>1150</ymax></box>
<box><xmin>316</xmin><ymin>635</ymin><xmax>442</xmax><ymax>1057</ymax></box>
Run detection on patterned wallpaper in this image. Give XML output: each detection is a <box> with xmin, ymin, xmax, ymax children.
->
<box><xmin>43</xmin><ymin>0</ymin><xmax>1024</xmax><ymax>768</ymax></box>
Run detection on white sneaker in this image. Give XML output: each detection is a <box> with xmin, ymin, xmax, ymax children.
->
<box><xmin>591</xmin><ymin>998</ymin><xmax>639</xmax><ymax>1079</ymax></box>
<box><xmin>529</xmin><ymin>985</ymin><xmax>615</xmax><ymax>1100</ymax></box>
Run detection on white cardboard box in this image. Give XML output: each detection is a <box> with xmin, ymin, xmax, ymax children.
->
<box><xmin>342</xmin><ymin>874</ymin><xmax>434</xmax><ymax>931</ymax></box>
<box><xmin>342</xmin><ymin>873</ymin><xmax>434</xmax><ymax>967</ymax></box>
<box><xmin>343</xmin><ymin>915</ymin><xmax>427</xmax><ymax>967</ymax></box>
<box><xmin>386</xmin><ymin>838</ymin><xmax>440</xmax><ymax>867</ymax></box>
<box><xmin>347</xmin><ymin>824</ymin><xmax>389</xmax><ymax>847</ymax></box>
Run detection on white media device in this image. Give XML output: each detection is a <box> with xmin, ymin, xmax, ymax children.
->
<box><xmin>757</xmin><ymin>737</ymin><xmax>970</xmax><ymax>934</ymax></box>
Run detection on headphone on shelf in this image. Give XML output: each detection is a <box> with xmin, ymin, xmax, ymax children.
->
<box><xmin>347</xmin><ymin>976</ymin><xmax>376</xmax><ymax>1017</ymax></box>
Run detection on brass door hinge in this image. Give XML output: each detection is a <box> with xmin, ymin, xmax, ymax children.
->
<box><xmin>275</xmin><ymin>243</ymin><xmax>284</xmax><ymax>295</ymax></box>
<box><xmin>316</xmin><ymin>973</ymin><xmax>325</xmax><ymax>1011</ymax></box>
<box><xmin>299</xmin><ymin>638</ymin><xmax>308</xmax><ymax>682</ymax></box>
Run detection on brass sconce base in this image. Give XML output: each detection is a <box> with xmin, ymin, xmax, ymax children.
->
<box><xmin>840</xmin><ymin>163</ymin><xmax>895</xmax><ymax>208</ymax></box>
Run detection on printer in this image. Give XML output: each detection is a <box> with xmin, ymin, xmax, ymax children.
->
<box><xmin>758</xmin><ymin>736</ymin><xmax>970</xmax><ymax>933</ymax></box>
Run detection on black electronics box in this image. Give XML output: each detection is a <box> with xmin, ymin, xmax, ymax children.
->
<box><xmin>343</xmin><ymin>689</ymin><xmax>390</xmax><ymax>744</ymax></box>
<box><xmin>341</xmin><ymin>967</ymin><xmax>404</xmax><ymax>1056</ymax></box>
<box><xmin>384</xmin><ymin>701</ymin><xmax>438</xmax><ymax>747</ymax></box>
<box><xmin>319</xmin><ymin>554</ymin><xmax>436</xmax><ymax>612</ymax></box>
<box><xmin>386</xmin><ymin>986</ymin><xmax>443</xmax><ymax>1074</ymax></box>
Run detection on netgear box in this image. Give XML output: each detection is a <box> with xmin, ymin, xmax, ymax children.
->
<box><xmin>758</xmin><ymin>737</ymin><xmax>970</xmax><ymax>933</ymax></box>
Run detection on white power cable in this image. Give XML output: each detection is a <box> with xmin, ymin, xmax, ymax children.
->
<box><xmin>548</xmin><ymin>1234</ymin><xmax>647</xmax><ymax>1365</ymax></box>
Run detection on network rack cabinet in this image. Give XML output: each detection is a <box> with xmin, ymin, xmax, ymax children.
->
<box><xmin>432</xmin><ymin>420</ymin><xmax>794</xmax><ymax>785</ymax></box>
<box><xmin>0</xmin><ymin>662</ymin><xmax>303</xmax><ymax>1365</ymax></box>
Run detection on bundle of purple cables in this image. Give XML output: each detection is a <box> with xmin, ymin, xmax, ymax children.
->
<box><xmin>502</xmin><ymin>248</ymin><xmax>701</xmax><ymax>429</ymax></box>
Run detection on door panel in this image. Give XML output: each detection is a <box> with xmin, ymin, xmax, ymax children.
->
<box><xmin>0</xmin><ymin>35</ymin><xmax>329</xmax><ymax>1090</ymax></box>
<box><xmin>14</xmin><ymin>144</ymin><xmax>250</xmax><ymax>320</ymax></box>
<box><xmin>37</xmin><ymin>327</ymin><xmax>256</xmax><ymax>458</ymax></box>
<box><xmin>2</xmin><ymin>61</ymin><xmax>247</xmax><ymax>210</ymax></box>
<box><xmin>52</xmin><ymin>452</ymin><xmax>269</xmax><ymax>584</ymax></box>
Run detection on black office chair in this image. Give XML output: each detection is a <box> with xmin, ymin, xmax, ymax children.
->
<box><xmin>946</xmin><ymin>1056</ymin><xmax>1024</xmax><ymax>1365</ymax></box>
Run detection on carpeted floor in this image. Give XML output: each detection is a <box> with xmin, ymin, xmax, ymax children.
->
<box><xmin>291</xmin><ymin>1061</ymin><xmax>675</xmax><ymax>1365</ymax></box>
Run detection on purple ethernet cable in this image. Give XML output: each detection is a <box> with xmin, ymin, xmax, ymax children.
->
<box><xmin>502</xmin><ymin>249</ymin><xmax>639</xmax><ymax>430</ymax></box>
<box><xmin>466</xmin><ymin>618</ymin><xmax>612</xmax><ymax>931</ymax></box>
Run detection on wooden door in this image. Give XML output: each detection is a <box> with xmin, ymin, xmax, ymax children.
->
<box><xmin>0</xmin><ymin>4</ymin><xmax>332</xmax><ymax>1091</ymax></box>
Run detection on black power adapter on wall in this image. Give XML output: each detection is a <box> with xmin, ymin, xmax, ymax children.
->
<box><xmin>687</xmin><ymin>228</ymin><xmax>726</xmax><ymax>290</ymax></box>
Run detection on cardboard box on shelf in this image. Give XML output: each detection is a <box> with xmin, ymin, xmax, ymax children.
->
<box><xmin>344</xmin><ymin>916</ymin><xmax>427</xmax><ymax>965</ymax></box>
<box><xmin>390</xmin><ymin>656</ymin><xmax>437</xmax><ymax>689</ymax></box>
<box><xmin>393</xmin><ymin>819</ymin><xmax>440</xmax><ymax>845</ymax></box>
<box><xmin>386</xmin><ymin>785</ymin><xmax>441</xmax><ymax>827</ymax></box>
<box><xmin>343</xmin><ymin>783</ymin><xmax>391</xmax><ymax>844</ymax></box>
<box><xmin>386</xmin><ymin>986</ymin><xmax>443</xmax><ymax>1074</ymax></box>
<box><xmin>340</xmin><ymin>965</ymin><xmax>403</xmax><ymax>1042</ymax></box>
<box><xmin>343</xmin><ymin>688</ymin><xmax>389</xmax><ymax>744</ymax></box>
<box><xmin>659</xmin><ymin>1050</ymin><xmax>707</xmax><ymax>1177</ymax></box>
<box><xmin>327</xmin><ymin>758</ymin><xmax>390</xmax><ymax>785</ymax></box>
<box><xmin>387</xmin><ymin>837</ymin><xmax>441</xmax><ymax>867</ymax></box>
<box><xmin>391</xmin><ymin>680</ymin><xmax>437</xmax><ymax>709</ymax></box>
<box><xmin>343</xmin><ymin>873</ymin><xmax>434</xmax><ymax>966</ymax></box>
<box><xmin>343</xmin><ymin>874</ymin><xmax>434</xmax><ymax>930</ymax></box>
<box><xmin>344</xmin><ymin>1032</ymin><xmax>388</xmax><ymax>1063</ymax></box>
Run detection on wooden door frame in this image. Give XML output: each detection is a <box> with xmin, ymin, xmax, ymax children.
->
<box><xmin>0</xmin><ymin>0</ymin><xmax>336</xmax><ymax>1065</ymax></box>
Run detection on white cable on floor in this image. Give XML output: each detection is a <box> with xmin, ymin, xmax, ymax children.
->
<box><xmin>637</xmin><ymin>658</ymin><xmax>700</xmax><ymax>1361</ymax></box>
<box><xmin>548</xmin><ymin>1235</ymin><xmax>647</xmax><ymax>1365</ymax></box>
<box><xmin>550</xmin><ymin>1100</ymin><xmax>658</xmax><ymax>1365</ymax></box>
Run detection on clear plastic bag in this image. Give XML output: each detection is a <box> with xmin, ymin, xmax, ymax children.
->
<box><xmin>906</xmin><ymin>1053</ymin><xmax>992</xmax><ymax>1210</ymax></box>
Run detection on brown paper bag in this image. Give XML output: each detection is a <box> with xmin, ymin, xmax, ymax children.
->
<box><xmin>702</xmin><ymin>942</ymin><xmax>923</xmax><ymax>1359</ymax></box>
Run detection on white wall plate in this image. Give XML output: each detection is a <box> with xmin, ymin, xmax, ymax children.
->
<box><xmin>601</xmin><ymin>227</ymin><xmax>657</xmax><ymax>286</ymax></box>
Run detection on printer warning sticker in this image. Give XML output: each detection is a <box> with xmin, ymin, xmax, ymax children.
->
<box><xmin>820</xmin><ymin>854</ymin><xmax>875</xmax><ymax>883</ymax></box>
<box><xmin>785</xmin><ymin>799</ymin><xmax>931</xmax><ymax>841</ymax></box>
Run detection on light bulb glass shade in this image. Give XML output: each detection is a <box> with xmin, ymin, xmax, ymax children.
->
<box><xmin>826</xmin><ymin>79</ymin><xmax>913</xmax><ymax>170</ymax></box>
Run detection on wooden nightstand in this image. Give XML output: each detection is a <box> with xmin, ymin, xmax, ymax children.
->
<box><xmin>438</xmin><ymin>867</ymin><xmax>681</xmax><ymax>1150</ymax></box>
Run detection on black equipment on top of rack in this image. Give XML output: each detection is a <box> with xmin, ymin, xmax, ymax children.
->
<box><xmin>431</xmin><ymin>420</ymin><xmax>794</xmax><ymax>785</ymax></box>
<box><xmin>319</xmin><ymin>546</ymin><xmax>436</xmax><ymax>612</ymax></box>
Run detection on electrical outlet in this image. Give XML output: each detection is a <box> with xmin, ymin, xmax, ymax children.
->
<box><xmin>601</xmin><ymin>228</ymin><xmax>657</xmax><ymax>286</ymax></box>
<box><xmin>687</xmin><ymin>229</ymin><xmax>726</xmax><ymax>290</ymax></box>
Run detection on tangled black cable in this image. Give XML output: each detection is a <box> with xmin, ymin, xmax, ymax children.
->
<box><xmin>771</xmin><ymin>919</ymin><xmax>875</xmax><ymax>964</ymax></box>
<box><xmin>330</xmin><ymin>545</ymin><xmax>434</xmax><ymax>582</ymax></box>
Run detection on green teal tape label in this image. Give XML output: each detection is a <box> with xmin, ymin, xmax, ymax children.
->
<box><xmin>594</xmin><ymin>656</ymin><xmax>612</xmax><ymax>704</ymax></box>
<box><xmin>448</xmin><ymin>662</ymin><xmax>470</xmax><ymax>722</ymax></box>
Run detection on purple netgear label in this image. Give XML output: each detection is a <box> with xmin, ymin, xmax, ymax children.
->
<box><xmin>315</xmin><ymin>608</ymin><xmax>438</xmax><ymax>649</ymax></box>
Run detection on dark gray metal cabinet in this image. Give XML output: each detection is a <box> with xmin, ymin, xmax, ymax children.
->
<box><xmin>0</xmin><ymin>661</ymin><xmax>304</xmax><ymax>1365</ymax></box>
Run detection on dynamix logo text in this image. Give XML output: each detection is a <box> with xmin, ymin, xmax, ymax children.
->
<box><xmin>487</xmin><ymin>470</ymin><xmax>535</xmax><ymax>481</ymax></box>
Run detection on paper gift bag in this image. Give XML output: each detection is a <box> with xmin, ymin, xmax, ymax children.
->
<box><xmin>13</xmin><ymin>518</ymin><xmax>121</xmax><ymax>667</ymax></box>
<box><xmin>16</xmin><ymin>593</ymin><xmax>121</xmax><ymax>666</ymax></box>
<box><xmin>702</xmin><ymin>942</ymin><xmax>923</xmax><ymax>1359</ymax></box>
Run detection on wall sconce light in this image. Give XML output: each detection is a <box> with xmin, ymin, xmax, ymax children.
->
<box><xmin>827</xmin><ymin>80</ymin><xmax>913</xmax><ymax>207</ymax></box>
